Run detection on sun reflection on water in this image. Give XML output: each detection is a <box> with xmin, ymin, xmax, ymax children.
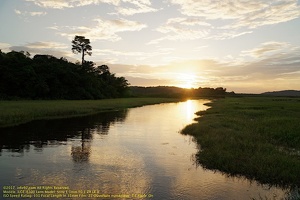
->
<box><xmin>184</xmin><ymin>100</ymin><xmax>194</xmax><ymax>123</ymax></box>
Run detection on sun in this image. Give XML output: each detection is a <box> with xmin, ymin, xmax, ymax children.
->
<box><xmin>177</xmin><ymin>73</ymin><xmax>197</xmax><ymax>89</ymax></box>
<box><xmin>180</xmin><ymin>81</ymin><xmax>194</xmax><ymax>89</ymax></box>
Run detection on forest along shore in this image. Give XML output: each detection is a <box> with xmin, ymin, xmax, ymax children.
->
<box><xmin>181</xmin><ymin>97</ymin><xmax>300</xmax><ymax>187</ymax></box>
<box><xmin>0</xmin><ymin>98</ymin><xmax>179</xmax><ymax>128</ymax></box>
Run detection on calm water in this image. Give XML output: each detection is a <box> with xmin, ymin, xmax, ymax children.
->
<box><xmin>0</xmin><ymin>100</ymin><xmax>297</xmax><ymax>199</ymax></box>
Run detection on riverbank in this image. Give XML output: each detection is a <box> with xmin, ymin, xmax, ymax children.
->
<box><xmin>182</xmin><ymin>97</ymin><xmax>300</xmax><ymax>187</ymax></box>
<box><xmin>0</xmin><ymin>98</ymin><xmax>179</xmax><ymax>128</ymax></box>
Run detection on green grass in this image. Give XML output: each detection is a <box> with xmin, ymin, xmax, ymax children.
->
<box><xmin>181</xmin><ymin>97</ymin><xmax>300</xmax><ymax>187</ymax></box>
<box><xmin>0</xmin><ymin>98</ymin><xmax>178</xmax><ymax>128</ymax></box>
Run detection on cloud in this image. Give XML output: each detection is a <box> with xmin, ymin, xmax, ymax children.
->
<box><xmin>217</xmin><ymin>45</ymin><xmax>300</xmax><ymax>92</ymax></box>
<box><xmin>29</xmin><ymin>11</ymin><xmax>47</xmax><ymax>16</ymax></box>
<box><xmin>170</xmin><ymin>0</ymin><xmax>300</xmax><ymax>29</ymax></box>
<box><xmin>115</xmin><ymin>0</ymin><xmax>158</xmax><ymax>15</ymax></box>
<box><xmin>0</xmin><ymin>43</ymin><xmax>11</xmax><ymax>52</ymax></box>
<box><xmin>25</xmin><ymin>42</ymin><xmax>69</xmax><ymax>49</ymax></box>
<box><xmin>148</xmin><ymin>15</ymin><xmax>254</xmax><ymax>43</ymax></box>
<box><xmin>166</xmin><ymin>17</ymin><xmax>212</xmax><ymax>27</ymax></box>
<box><xmin>93</xmin><ymin>47</ymin><xmax>174</xmax><ymax>64</ymax></box>
<box><xmin>242</xmin><ymin>41</ymin><xmax>290</xmax><ymax>58</ymax></box>
<box><xmin>24</xmin><ymin>0</ymin><xmax>157</xmax><ymax>15</ymax></box>
<box><xmin>231</xmin><ymin>0</ymin><xmax>300</xmax><ymax>29</ymax></box>
<box><xmin>211</xmin><ymin>30</ymin><xmax>253</xmax><ymax>40</ymax></box>
<box><xmin>25</xmin><ymin>0</ymin><xmax>72</xmax><ymax>9</ymax></box>
<box><xmin>148</xmin><ymin>17</ymin><xmax>211</xmax><ymax>44</ymax></box>
<box><xmin>25</xmin><ymin>0</ymin><xmax>120</xmax><ymax>9</ymax></box>
<box><xmin>14</xmin><ymin>9</ymin><xmax>22</xmax><ymax>15</ymax></box>
<box><xmin>149</xmin><ymin>29</ymin><xmax>209</xmax><ymax>44</ymax></box>
<box><xmin>47</xmin><ymin>26</ymin><xmax>59</xmax><ymax>30</ymax></box>
<box><xmin>59</xmin><ymin>18</ymin><xmax>147</xmax><ymax>42</ymax></box>
<box><xmin>164</xmin><ymin>0</ymin><xmax>300</xmax><ymax>41</ymax></box>
<box><xmin>14</xmin><ymin>9</ymin><xmax>47</xmax><ymax>16</ymax></box>
<box><xmin>94</xmin><ymin>49</ymin><xmax>143</xmax><ymax>57</ymax></box>
<box><xmin>170</xmin><ymin>0</ymin><xmax>268</xmax><ymax>19</ymax></box>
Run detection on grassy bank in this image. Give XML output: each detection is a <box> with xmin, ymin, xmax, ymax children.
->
<box><xmin>182</xmin><ymin>97</ymin><xmax>300</xmax><ymax>187</ymax></box>
<box><xmin>0</xmin><ymin>98</ymin><xmax>178</xmax><ymax>128</ymax></box>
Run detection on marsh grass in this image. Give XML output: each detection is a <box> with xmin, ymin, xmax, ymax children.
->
<box><xmin>0</xmin><ymin>98</ymin><xmax>177</xmax><ymax>127</ymax></box>
<box><xmin>182</xmin><ymin>97</ymin><xmax>300</xmax><ymax>187</ymax></box>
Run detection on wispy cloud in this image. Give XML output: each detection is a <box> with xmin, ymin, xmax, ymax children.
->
<box><xmin>170</xmin><ymin>0</ymin><xmax>300</xmax><ymax>29</ymax></box>
<box><xmin>14</xmin><ymin>9</ymin><xmax>47</xmax><ymax>16</ymax></box>
<box><xmin>220</xmin><ymin>45</ymin><xmax>300</xmax><ymax>92</ymax></box>
<box><xmin>29</xmin><ymin>11</ymin><xmax>47</xmax><ymax>16</ymax></box>
<box><xmin>25</xmin><ymin>0</ymin><xmax>119</xmax><ymax>9</ymax></box>
<box><xmin>166</xmin><ymin>0</ymin><xmax>300</xmax><ymax>41</ymax></box>
<box><xmin>205</xmin><ymin>30</ymin><xmax>253</xmax><ymax>40</ymax></box>
<box><xmin>115</xmin><ymin>0</ymin><xmax>158</xmax><ymax>15</ymax></box>
<box><xmin>230</xmin><ymin>0</ymin><xmax>300</xmax><ymax>29</ymax></box>
<box><xmin>93</xmin><ymin>47</ymin><xmax>174</xmax><ymax>64</ymax></box>
<box><xmin>25</xmin><ymin>41</ymin><xmax>69</xmax><ymax>49</ymax></box>
<box><xmin>170</xmin><ymin>0</ymin><xmax>268</xmax><ymax>19</ymax></box>
<box><xmin>147</xmin><ymin>14</ymin><xmax>256</xmax><ymax>44</ymax></box>
<box><xmin>242</xmin><ymin>41</ymin><xmax>290</xmax><ymax>58</ymax></box>
<box><xmin>148</xmin><ymin>17</ymin><xmax>211</xmax><ymax>44</ymax></box>
<box><xmin>166</xmin><ymin>17</ymin><xmax>212</xmax><ymax>27</ymax></box>
<box><xmin>24</xmin><ymin>0</ymin><xmax>157</xmax><ymax>15</ymax></box>
<box><xmin>59</xmin><ymin>18</ymin><xmax>147</xmax><ymax>42</ymax></box>
<box><xmin>14</xmin><ymin>9</ymin><xmax>22</xmax><ymax>15</ymax></box>
<box><xmin>94</xmin><ymin>49</ymin><xmax>144</xmax><ymax>57</ymax></box>
<box><xmin>25</xmin><ymin>0</ymin><xmax>72</xmax><ymax>9</ymax></box>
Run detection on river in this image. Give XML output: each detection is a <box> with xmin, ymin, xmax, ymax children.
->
<box><xmin>0</xmin><ymin>100</ymin><xmax>296</xmax><ymax>199</ymax></box>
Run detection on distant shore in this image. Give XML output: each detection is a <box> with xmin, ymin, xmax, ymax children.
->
<box><xmin>182</xmin><ymin>96</ymin><xmax>300</xmax><ymax>187</ymax></box>
<box><xmin>0</xmin><ymin>98</ymin><xmax>179</xmax><ymax>128</ymax></box>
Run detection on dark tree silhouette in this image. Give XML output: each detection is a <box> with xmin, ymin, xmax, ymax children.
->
<box><xmin>72</xmin><ymin>35</ymin><xmax>92</xmax><ymax>65</ymax></box>
<box><xmin>0</xmin><ymin>51</ymin><xmax>130</xmax><ymax>99</ymax></box>
<box><xmin>96</xmin><ymin>65</ymin><xmax>109</xmax><ymax>74</ymax></box>
<box><xmin>129</xmin><ymin>86</ymin><xmax>231</xmax><ymax>98</ymax></box>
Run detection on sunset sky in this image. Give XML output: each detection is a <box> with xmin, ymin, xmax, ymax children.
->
<box><xmin>0</xmin><ymin>0</ymin><xmax>300</xmax><ymax>93</ymax></box>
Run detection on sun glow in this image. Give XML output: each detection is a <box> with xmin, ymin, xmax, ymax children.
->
<box><xmin>177</xmin><ymin>73</ymin><xmax>197</xmax><ymax>89</ymax></box>
<box><xmin>180</xmin><ymin>81</ymin><xmax>194</xmax><ymax>89</ymax></box>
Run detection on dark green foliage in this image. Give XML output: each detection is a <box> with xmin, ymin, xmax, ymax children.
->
<box><xmin>0</xmin><ymin>51</ymin><xmax>129</xmax><ymax>100</ymax></box>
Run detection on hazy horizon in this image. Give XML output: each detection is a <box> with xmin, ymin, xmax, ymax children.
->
<box><xmin>1</xmin><ymin>0</ymin><xmax>300</xmax><ymax>93</ymax></box>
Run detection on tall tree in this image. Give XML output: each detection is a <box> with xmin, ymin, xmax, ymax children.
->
<box><xmin>71</xmin><ymin>35</ymin><xmax>92</xmax><ymax>65</ymax></box>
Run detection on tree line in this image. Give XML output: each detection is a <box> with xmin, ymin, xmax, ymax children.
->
<box><xmin>0</xmin><ymin>50</ymin><xmax>129</xmax><ymax>99</ymax></box>
<box><xmin>130</xmin><ymin>86</ymin><xmax>234</xmax><ymax>98</ymax></box>
<box><xmin>0</xmin><ymin>35</ymin><xmax>129</xmax><ymax>100</ymax></box>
